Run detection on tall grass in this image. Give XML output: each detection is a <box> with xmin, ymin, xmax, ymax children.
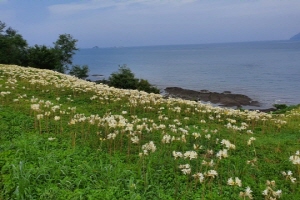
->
<box><xmin>0</xmin><ymin>64</ymin><xmax>300</xmax><ymax>199</ymax></box>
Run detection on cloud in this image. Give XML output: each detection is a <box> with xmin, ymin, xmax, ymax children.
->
<box><xmin>21</xmin><ymin>0</ymin><xmax>300</xmax><ymax>47</ymax></box>
<box><xmin>48</xmin><ymin>0</ymin><xmax>197</xmax><ymax>16</ymax></box>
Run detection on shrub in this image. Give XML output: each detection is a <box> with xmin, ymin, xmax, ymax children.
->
<box><xmin>69</xmin><ymin>65</ymin><xmax>89</xmax><ymax>79</ymax></box>
<box><xmin>137</xmin><ymin>79</ymin><xmax>160</xmax><ymax>94</ymax></box>
<box><xmin>108</xmin><ymin>65</ymin><xmax>160</xmax><ymax>94</ymax></box>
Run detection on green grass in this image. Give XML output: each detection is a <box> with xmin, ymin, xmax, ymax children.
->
<box><xmin>0</xmin><ymin>64</ymin><xmax>300</xmax><ymax>199</ymax></box>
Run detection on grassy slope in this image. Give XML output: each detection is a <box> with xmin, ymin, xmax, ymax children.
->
<box><xmin>0</xmin><ymin>64</ymin><xmax>299</xmax><ymax>200</ymax></box>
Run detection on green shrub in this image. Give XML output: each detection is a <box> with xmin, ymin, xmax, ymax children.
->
<box><xmin>108</xmin><ymin>65</ymin><xmax>160</xmax><ymax>94</ymax></box>
<box><xmin>69</xmin><ymin>65</ymin><xmax>89</xmax><ymax>79</ymax></box>
<box><xmin>137</xmin><ymin>79</ymin><xmax>160</xmax><ymax>94</ymax></box>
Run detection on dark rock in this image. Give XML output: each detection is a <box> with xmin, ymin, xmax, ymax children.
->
<box><xmin>200</xmin><ymin>89</ymin><xmax>210</xmax><ymax>93</ymax></box>
<box><xmin>165</xmin><ymin>87</ymin><xmax>260</xmax><ymax>108</ymax></box>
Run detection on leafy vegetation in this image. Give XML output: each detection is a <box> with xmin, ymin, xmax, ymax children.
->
<box><xmin>69</xmin><ymin>65</ymin><xmax>89</xmax><ymax>80</ymax></box>
<box><xmin>0</xmin><ymin>20</ymin><xmax>79</xmax><ymax>73</ymax></box>
<box><xmin>109</xmin><ymin>65</ymin><xmax>160</xmax><ymax>94</ymax></box>
<box><xmin>0</xmin><ymin>64</ymin><xmax>300</xmax><ymax>199</ymax></box>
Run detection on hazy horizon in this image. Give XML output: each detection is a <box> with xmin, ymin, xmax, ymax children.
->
<box><xmin>1</xmin><ymin>0</ymin><xmax>299</xmax><ymax>48</ymax></box>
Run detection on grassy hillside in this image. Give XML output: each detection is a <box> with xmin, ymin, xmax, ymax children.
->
<box><xmin>0</xmin><ymin>64</ymin><xmax>299</xmax><ymax>200</ymax></box>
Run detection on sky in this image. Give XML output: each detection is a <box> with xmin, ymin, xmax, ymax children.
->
<box><xmin>1</xmin><ymin>0</ymin><xmax>300</xmax><ymax>48</ymax></box>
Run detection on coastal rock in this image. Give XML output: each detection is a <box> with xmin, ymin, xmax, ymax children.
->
<box><xmin>164</xmin><ymin>87</ymin><xmax>260</xmax><ymax>108</ymax></box>
<box><xmin>290</xmin><ymin>32</ymin><xmax>300</xmax><ymax>41</ymax></box>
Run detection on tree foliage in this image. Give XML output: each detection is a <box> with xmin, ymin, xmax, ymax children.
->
<box><xmin>69</xmin><ymin>65</ymin><xmax>89</xmax><ymax>79</ymax></box>
<box><xmin>0</xmin><ymin>21</ymin><xmax>28</xmax><ymax>65</ymax></box>
<box><xmin>0</xmin><ymin>21</ymin><xmax>81</xmax><ymax>74</ymax></box>
<box><xmin>54</xmin><ymin>34</ymin><xmax>78</xmax><ymax>73</ymax></box>
<box><xmin>109</xmin><ymin>65</ymin><xmax>138</xmax><ymax>90</ymax></box>
<box><xmin>25</xmin><ymin>45</ymin><xmax>61</xmax><ymax>70</ymax></box>
<box><xmin>108</xmin><ymin>65</ymin><xmax>160</xmax><ymax>94</ymax></box>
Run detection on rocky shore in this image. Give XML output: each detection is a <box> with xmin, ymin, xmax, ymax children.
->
<box><xmin>164</xmin><ymin>87</ymin><xmax>266</xmax><ymax>109</ymax></box>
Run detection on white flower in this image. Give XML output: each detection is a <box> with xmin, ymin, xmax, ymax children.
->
<box><xmin>239</xmin><ymin>186</ymin><xmax>253</xmax><ymax>199</ymax></box>
<box><xmin>162</xmin><ymin>134</ymin><xmax>171</xmax><ymax>144</ymax></box>
<box><xmin>205</xmin><ymin>170</ymin><xmax>218</xmax><ymax>178</ymax></box>
<box><xmin>142</xmin><ymin>141</ymin><xmax>156</xmax><ymax>155</ymax></box>
<box><xmin>235</xmin><ymin>177</ymin><xmax>242</xmax><ymax>187</ymax></box>
<box><xmin>227</xmin><ymin>177</ymin><xmax>234</xmax><ymax>186</ymax></box>
<box><xmin>247</xmin><ymin>137</ymin><xmax>256</xmax><ymax>146</ymax></box>
<box><xmin>48</xmin><ymin>137</ymin><xmax>56</xmax><ymax>141</ymax></box>
<box><xmin>131</xmin><ymin>136</ymin><xmax>139</xmax><ymax>144</ymax></box>
<box><xmin>216</xmin><ymin>149</ymin><xmax>228</xmax><ymax>159</ymax></box>
<box><xmin>205</xmin><ymin>134</ymin><xmax>211</xmax><ymax>140</ymax></box>
<box><xmin>179</xmin><ymin>164</ymin><xmax>191</xmax><ymax>175</ymax></box>
<box><xmin>183</xmin><ymin>151</ymin><xmax>198</xmax><ymax>160</ymax></box>
<box><xmin>193</xmin><ymin>172</ymin><xmax>205</xmax><ymax>183</ymax></box>
<box><xmin>227</xmin><ymin>177</ymin><xmax>242</xmax><ymax>187</ymax></box>
<box><xmin>172</xmin><ymin>151</ymin><xmax>183</xmax><ymax>159</ymax></box>
<box><xmin>54</xmin><ymin>116</ymin><xmax>60</xmax><ymax>121</ymax></box>
<box><xmin>37</xmin><ymin>114</ymin><xmax>44</xmax><ymax>120</ymax></box>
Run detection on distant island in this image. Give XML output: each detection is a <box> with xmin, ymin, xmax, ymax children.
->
<box><xmin>290</xmin><ymin>32</ymin><xmax>300</xmax><ymax>40</ymax></box>
<box><xmin>92</xmin><ymin>46</ymin><xmax>99</xmax><ymax>49</ymax></box>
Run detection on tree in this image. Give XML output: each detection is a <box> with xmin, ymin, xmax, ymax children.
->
<box><xmin>25</xmin><ymin>45</ymin><xmax>61</xmax><ymax>70</ymax></box>
<box><xmin>25</xmin><ymin>33</ymin><xmax>79</xmax><ymax>72</ymax></box>
<box><xmin>0</xmin><ymin>21</ymin><xmax>85</xmax><ymax>76</ymax></box>
<box><xmin>0</xmin><ymin>21</ymin><xmax>28</xmax><ymax>65</ymax></box>
<box><xmin>109</xmin><ymin>65</ymin><xmax>139</xmax><ymax>89</ymax></box>
<box><xmin>54</xmin><ymin>34</ymin><xmax>78</xmax><ymax>73</ymax></box>
<box><xmin>69</xmin><ymin>65</ymin><xmax>89</xmax><ymax>79</ymax></box>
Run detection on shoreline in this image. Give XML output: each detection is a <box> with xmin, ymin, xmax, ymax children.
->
<box><xmin>164</xmin><ymin>87</ymin><xmax>277</xmax><ymax>112</ymax></box>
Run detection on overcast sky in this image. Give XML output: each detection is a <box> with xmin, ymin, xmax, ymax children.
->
<box><xmin>1</xmin><ymin>0</ymin><xmax>300</xmax><ymax>48</ymax></box>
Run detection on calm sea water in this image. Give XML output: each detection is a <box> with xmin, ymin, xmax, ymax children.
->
<box><xmin>73</xmin><ymin>40</ymin><xmax>300</xmax><ymax>109</ymax></box>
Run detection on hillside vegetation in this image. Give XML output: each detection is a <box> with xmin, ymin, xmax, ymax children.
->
<box><xmin>0</xmin><ymin>64</ymin><xmax>299</xmax><ymax>200</ymax></box>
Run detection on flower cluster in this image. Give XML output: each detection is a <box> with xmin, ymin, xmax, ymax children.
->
<box><xmin>227</xmin><ymin>177</ymin><xmax>242</xmax><ymax>187</ymax></box>
<box><xmin>262</xmin><ymin>180</ymin><xmax>282</xmax><ymax>199</ymax></box>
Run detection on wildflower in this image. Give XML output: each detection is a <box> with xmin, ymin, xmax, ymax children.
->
<box><xmin>263</xmin><ymin>180</ymin><xmax>282</xmax><ymax>199</ymax></box>
<box><xmin>179</xmin><ymin>164</ymin><xmax>191</xmax><ymax>175</ymax></box>
<box><xmin>193</xmin><ymin>144</ymin><xmax>202</xmax><ymax>150</ymax></box>
<box><xmin>227</xmin><ymin>177</ymin><xmax>242</xmax><ymax>187</ymax></box>
<box><xmin>202</xmin><ymin>159</ymin><xmax>215</xmax><ymax>167</ymax></box>
<box><xmin>142</xmin><ymin>141</ymin><xmax>156</xmax><ymax>155</ymax></box>
<box><xmin>216</xmin><ymin>149</ymin><xmax>228</xmax><ymax>159</ymax></box>
<box><xmin>107</xmin><ymin>133</ymin><xmax>117</xmax><ymax>140</ymax></box>
<box><xmin>192</xmin><ymin>132</ymin><xmax>201</xmax><ymax>139</ymax></box>
<box><xmin>192</xmin><ymin>172</ymin><xmax>205</xmax><ymax>183</ymax></box>
<box><xmin>37</xmin><ymin>114</ymin><xmax>44</xmax><ymax>120</ymax></box>
<box><xmin>31</xmin><ymin>104</ymin><xmax>40</xmax><ymax>111</ymax></box>
<box><xmin>221</xmin><ymin>139</ymin><xmax>236</xmax><ymax>149</ymax></box>
<box><xmin>172</xmin><ymin>151</ymin><xmax>183</xmax><ymax>159</ymax></box>
<box><xmin>183</xmin><ymin>151</ymin><xmax>198</xmax><ymax>160</ymax></box>
<box><xmin>205</xmin><ymin>134</ymin><xmax>211</xmax><ymax>140</ymax></box>
<box><xmin>131</xmin><ymin>136</ymin><xmax>139</xmax><ymax>144</ymax></box>
<box><xmin>282</xmin><ymin>171</ymin><xmax>296</xmax><ymax>183</ymax></box>
<box><xmin>247</xmin><ymin>137</ymin><xmax>256</xmax><ymax>146</ymax></box>
<box><xmin>289</xmin><ymin>150</ymin><xmax>300</xmax><ymax>165</ymax></box>
<box><xmin>48</xmin><ymin>137</ymin><xmax>56</xmax><ymax>141</ymax></box>
<box><xmin>162</xmin><ymin>134</ymin><xmax>171</xmax><ymax>144</ymax></box>
<box><xmin>54</xmin><ymin>116</ymin><xmax>60</xmax><ymax>121</ymax></box>
<box><xmin>205</xmin><ymin>170</ymin><xmax>218</xmax><ymax>178</ymax></box>
<box><xmin>239</xmin><ymin>186</ymin><xmax>253</xmax><ymax>199</ymax></box>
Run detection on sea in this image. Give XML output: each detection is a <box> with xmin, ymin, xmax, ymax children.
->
<box><xmin>73</xmin><ymin>40</ymin><xmax>300</xmax><ymax>109</ymax></box>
